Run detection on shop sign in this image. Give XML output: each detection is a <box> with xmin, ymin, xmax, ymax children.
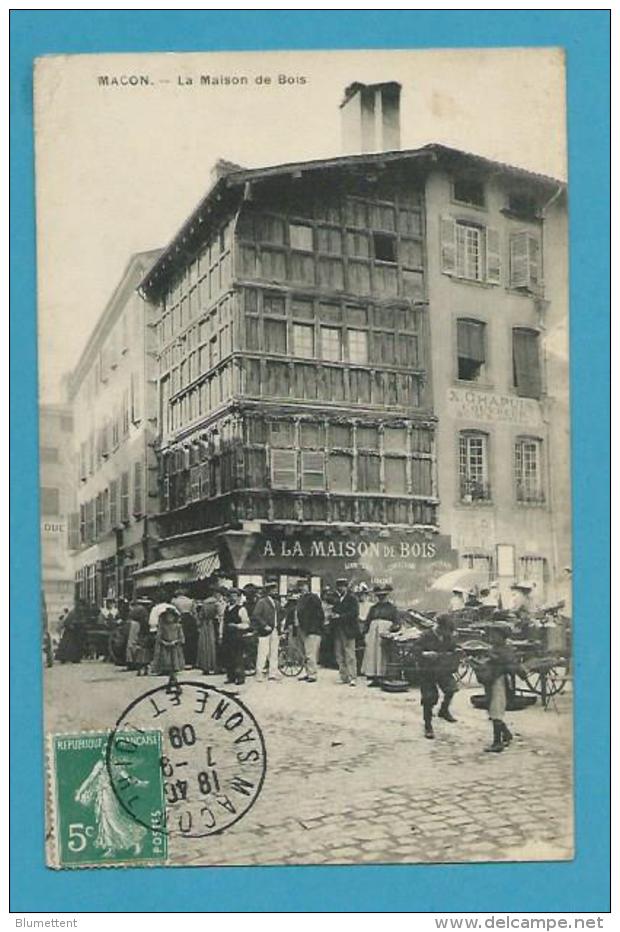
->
<box><xmin>240</xmin><ymin>529</ymin><xmax>458</xmax><ymax>608</ymax></box>
<box><xmin>447</xmin><ymin>388</ymin><xmax>543</xmax><ymax>426</ymax></box>
<box><xmin>41</xmin><ymin>520</ymin><xmax>66</xmax><ymax>537</ymax></box>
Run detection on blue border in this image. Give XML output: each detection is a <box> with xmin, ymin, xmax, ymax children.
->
<box><xmin>10</xmin><ymin>10</ymin><xmax>610</xmax><ymax>913</ymax></box>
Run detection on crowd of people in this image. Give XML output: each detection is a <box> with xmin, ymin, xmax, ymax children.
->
<box><xmin>49</xmin><ymin>575</ymin><xmax>555</xmax><ymax>753</ymax></box>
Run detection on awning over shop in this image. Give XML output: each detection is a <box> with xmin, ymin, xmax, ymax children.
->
<box><xmin>133</xmin><ymin>551</ymin><xmax>220</xmax><ymax>589</ymax></box>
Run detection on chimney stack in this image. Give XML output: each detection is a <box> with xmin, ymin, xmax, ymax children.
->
<box><xmin>340</xmin><ymin>81</ymin><xmax>401</xmax><ymax>155</ymax></box>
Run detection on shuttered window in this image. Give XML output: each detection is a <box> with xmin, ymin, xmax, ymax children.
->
<box><xmin>271</xmin><ymin>450</ymin><xmax>297</xmax><ymax>489</ymax></box>
<box><xmin>109</xmin><ymin>479</ymin><xmax>118</xmax><ymax>528</ymax></box>
<box><xmin>510</xmin><ymin>231</ymin><xmax>541</xmax><ymax>292</ymax></box>
<box><xmin>457</xmin><ymin>319</ymin><xmax>486</xmax><ymax>381</ymax></box>
<box><xmin>68</xmin><ymin>512</ymin><xmax>80</xmax><ymax>551</ymax></box>
<box><xmin>440</xmin><ymin>217</ymin><xmax>501</xmax><ymax>284</ymax></box>
<box><xmin>84</xmin><ymin>500</ymin><xmax>95</xmax><ymax>543</ymax></box>
<box><xmin>133</xmin><ymin>461</ymin><xmax>144</xmax><ymax>516</ymax></box>
<box><xmin>120</xmin><ymin>471</ymin><xmax>130</xmax><ymax>523</ymax></box>
<box><xmin>95</xmin><ymin>492</ymin><xmax>105</xmax><ymax>537</ymax></box>
<box><xmin>512</xmin><ymin>328</ymin><xmax>541</xmax><ymax>399</ymax></box>
<box><xmin>301</xmin><ymin>451</ymin><xmax>326</xmax><ymax>490</ymax></box>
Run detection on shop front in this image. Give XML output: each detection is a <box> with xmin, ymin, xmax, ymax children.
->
<box><xmin>220</xmin><ymin>526</ymin><xmax>458</xmax><ymax>607</ymax></box>
<box><xmin>134</xmin><ymin>525</ymin><xmax>458</xmax><ymax>610</ymax></box>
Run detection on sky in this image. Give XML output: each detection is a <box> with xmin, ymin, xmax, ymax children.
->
<box><xmin>34</xmin><ymin>47</ymin><xmax>567</xmax><ymax>401</ymax></box>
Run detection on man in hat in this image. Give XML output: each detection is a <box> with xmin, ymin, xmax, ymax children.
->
<box><xmin>330</xmin><ymin>578</ymin><xmax>360</xmax><ymax>686</ymax></box>
<box><xmin>510</xmin><ymin>581</ymin><xmax>534</xmax><ymax>615</ymax></box>
<box><xmin>221</xmin><ymin>588</ymin><xmax>251</xmax><ymax>685</ymax></box>
<box><xmin>361</xmin><ymin>584</ymin><xmax>400</xmax><ymax>686</ymax></box>
<box><xmin>480</xmin><ymin>581</ymin><xmax>500</xmax><ymax>609</ymax></box>
<box><xmin>296</xmin><ymin>579</ymin><xmax>326</xmax><ymax>683</ymax></box>
<box><xmin>172</xmin><ymin>587</ymin><xmax>198</xmax><ymax>669</ymax></box>
<box><xmin>414</xmin><ymin>613</ymin><xmax>460</xmax><ymax>739</ymax></box>
<box><xmin>251</xmin><ymin>582</ymin><xmax>281</xmax><ymax>681</ymax></box>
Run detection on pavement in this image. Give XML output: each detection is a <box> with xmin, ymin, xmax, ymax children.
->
<box><xmin>44</xmin><ymin>661</ymin><xmax>573</xmax><ymax>867</ymax></box>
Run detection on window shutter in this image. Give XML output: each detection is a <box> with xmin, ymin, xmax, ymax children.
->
<box><xmin>68</xmin><ymin>512</ymin><xmax>80</xmax><ymax>550</ymax></box>
<box><xmin>301</xmin><ymin>451</ymin><xmax>326</xmax><ymax>490</ymax></box>
<box><xmin>440</xmin><ymin>216</ymin><xmax>456</xmax><ymax>274</ymax></box>
<box><xmin>525</xmin><ymin>331</ymin><xmax>542</xmax><ymax>398</ymax></box>
<box><xmin>120</xmin><ymin>471</ymin><xmax>130</xmax><ymax>522</ymax></box>
<box><xmin>513</xmin><ymin>329</ymin><xmax>541</xmax><ymax>399</ymax></box>
<box><xmin>109</xmin><ymin>480</ymin><xmax>118</xmax><ymax>528</ymax></box>
<box><xmin>457</xmin><ymin>320</ymin><xmax>485</xmax><ymax>363</ymax></box>
<box><xmin>486</xmin><ymin>228</ymin><xmax>501</xmax><ymax>284</ymax></box>
<box><xmin>527</xmin><ymin>234</ymin><xmax>541</xmax><ymax>292</ymax></box>
<box><xmin>131</xmin><ymin>372</ymin><xmax>142</xmax><ymax>423</ymax></box>
<box><xmin>271</xmin><ymin>449</ymin><xmax>297</xmax><ymax>489</ymax></box>
<box><xmin>510</xmin><ymin>231</ymin><xmax>530</xmax><ymax>288</ymax></box>
<box><xmin>162</xmin><ymin>476</ymin><xmax>170</xmax><ymax>511</ymax></box>
<box><xmin>133</xmin><ymin>462</ymin><xmax>143</xmax><ymax>516</ymax></box>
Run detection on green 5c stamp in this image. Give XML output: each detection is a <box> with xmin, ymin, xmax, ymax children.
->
<box><xmin>51</xmin><ymin>731</ymin><xmax>167</xmax><ymax>867</ymax></box>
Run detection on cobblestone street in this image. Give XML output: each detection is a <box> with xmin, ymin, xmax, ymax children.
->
<box><xmin>45</xmin><ymin>661</ymin><xmax>573</xmax><ymax>867</ymax></box>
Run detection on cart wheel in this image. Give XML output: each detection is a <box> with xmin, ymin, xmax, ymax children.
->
<box><xmin>278</xmin><ymin>636</ymin><xmax>305</xmax><ymax>678</ymax></box>
<box><xmin>524</xmin><ymin>664</ymin><xmax>568</xmax><ymax>700</ymax></box>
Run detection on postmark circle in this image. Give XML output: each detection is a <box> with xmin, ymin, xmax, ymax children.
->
<box><xmin>106</xmin><ymin>681</ymin><xmax>267</xmax><ymax>840</ymax></box>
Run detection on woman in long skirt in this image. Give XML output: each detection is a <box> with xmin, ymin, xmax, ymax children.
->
<box><xmin>56</xmin><ymin>602</ymin><xmax>87</xmax><ymax>663</ymax></box>
<box><xmin>130</xmin><ymin>599</ymin><xmax>153</xmax><ymax>676</ymax></box>
<box><xmin>361</xmin><ymin>585</ymin><xmax>400</xmax><ymax>685</ymax></box>
<box><xmin>151</xmin><ymin>606</ymin><xmax>185</xmax><ymax>688</ymax></box>
<box><xmin>195</xmin><ymin>593</ymin><xmax>221</xmax><ymax>675</ymax></box>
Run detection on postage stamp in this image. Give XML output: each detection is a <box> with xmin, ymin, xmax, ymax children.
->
<box><xmin>107</xmin><ymin>681</ymin><xmax>267</xmax><ymax>840</ymax></box>
<box><xmin>50</xmin><ymin>731</ymin><xmax>167</xmax><ymax>868</ymax></box>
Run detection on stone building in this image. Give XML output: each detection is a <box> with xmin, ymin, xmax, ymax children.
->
<box><xmin>135</xmin><ymin>82</ymin><xmax>569</xmax><ymax>606</ymax></box>
<box><xmin>39</xmin><ymin>403</ymin><xmax>76</xmax><ymax>624</ymax></box>
<box><xmin>68</xmin><ymin>250</ymin><xmax>161</xmax><ymax>604</ymax></box>
<box><xmin>424</xmin><ymin>147</ymin><xmax>568</xmax><ymax>605</ymax></box>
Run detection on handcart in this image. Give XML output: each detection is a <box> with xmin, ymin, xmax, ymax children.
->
<box><xmin>458</xmin><ymin>604</ymin><xmax>571</xmax><ymax>710</ymax></box>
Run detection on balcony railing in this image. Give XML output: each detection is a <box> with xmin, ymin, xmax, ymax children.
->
<box><xmin>459</xmin><ymin>477</ymin><xmax>491</xmax><ymax>503</ymax></box>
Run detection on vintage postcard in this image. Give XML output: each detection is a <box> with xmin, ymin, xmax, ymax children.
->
<box><xmin>34</xmin><ymin>47</ymin><xmax>572</xmax><ymax>869</ymax></box>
